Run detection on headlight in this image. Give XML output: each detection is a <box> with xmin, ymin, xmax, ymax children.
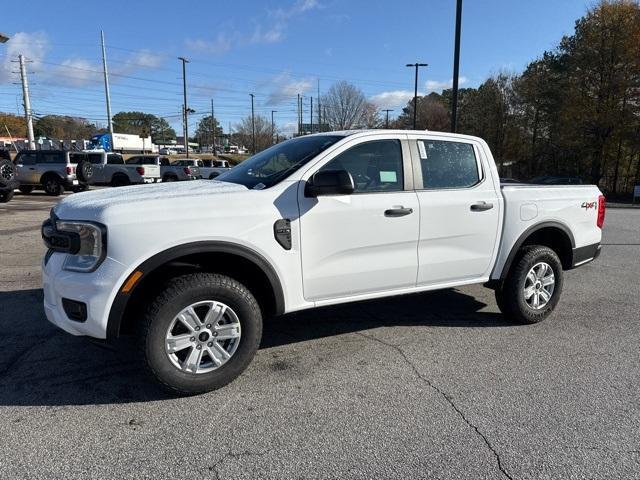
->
<box><xmin>56</xmin><ymin>220</ymin><xmax>107</xmax><ymax>272</ymax></box>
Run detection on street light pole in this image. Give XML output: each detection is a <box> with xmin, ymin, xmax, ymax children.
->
<box><xmin>249</xmin><ymin>93</ymin><xmax>255</xmax><ymax>154</ymax></box>
<box><xmin>451</xmin><ymin>0</ymin><xmax>463</xmax><ymax>133</ymax></box>
<box><xmin>271</xmin><ymin>110</ymin><xmax>277</xmax><ymax>145</ymax></box>
<box><xmin>383</xmin><ymin>109</ymin><xmax>393</xmax><ymax>129</ymax></box>
<box><xmin>178</xmin><ymin>56</ymin><xmax>189</xmax><ymax>157</ymax></box>
<box><xmin>406</xmin><ymin>62</ymin><xmax>428</xmax><ymax>130</ymax></box>
<box><xmin>18</xmin><ymin>54</ymin><xmax>35</xmax><ymax>149</ymax></box>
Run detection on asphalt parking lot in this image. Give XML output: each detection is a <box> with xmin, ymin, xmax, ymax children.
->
<box><xmin>0</xmin><ymin>192</ymin><xmax>638</xmax><ymax>480</ymax></box>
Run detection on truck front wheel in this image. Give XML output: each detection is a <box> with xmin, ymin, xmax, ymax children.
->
<box><xmin>139</xmin><ymin>273</ymin><xmax>262</xmax><ymax>395</ymax></box>
<box><xmin>497</xmin><ymin>245</ymin><xmax>564</xmax><ymax>324</ymax></box>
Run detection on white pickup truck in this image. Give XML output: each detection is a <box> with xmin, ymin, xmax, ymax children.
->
<box><xmin>83</xmin><ymin>151</ymin><xmax>161</xmax><ymax>186</ymax></box>
<box><xmin>42</xmin><ymin>130</ymin><xmax>605</xmax><ymax>395</ymax></box>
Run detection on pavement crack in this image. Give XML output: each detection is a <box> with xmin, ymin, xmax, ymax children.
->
<box><xmin>357</xmin><ymin>331</ymin><xmax>514</xmax><ymax>480</ymax></box>
<box><xmin>209</xmin><ymin>449</ymin><xmax>269</xmax><ymax>480</ymax></box>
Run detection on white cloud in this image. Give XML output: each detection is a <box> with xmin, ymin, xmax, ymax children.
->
<box><xmin>0</xmin><ymin>31</ymin><xmax>49</xmax><ymax>84</ymax></box>
<box><xmin>53</xmin><ymin>58</ymin><xmax>102</xmax><ymax>87</ymax></box>
<box><xmin>425</xmin><ymin>76</ymin><xmax>468</xmax><ymax>92</ymax></box>
<box><xmin>187</xmin><ymin>0</ymin><xmax>320</xmax><ymax>54</ymax></box>
<box><xmin>185</xmin><ymin>34</ymin><xmax>232</xmax><ymax>55</ymax></box>
<box><xmin>369</xmin><ymin>90</ymin><xmax>415</xmax><ymax>109</ymax></box>
<box><xmin>265</xmin><ymin>72</ymin><xmax>313</xmax><ymax>106</ymax></box>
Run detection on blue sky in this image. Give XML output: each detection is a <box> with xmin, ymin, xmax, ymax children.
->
<box><xmin>1</xmin><ymin>0</ymin><xmax>591</xmax><ymax>137</ymax></box>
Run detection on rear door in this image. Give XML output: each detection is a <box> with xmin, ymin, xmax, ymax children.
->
<box><xmin>409</xmin><ymin>135</ymin><xmax>501</xmax><ymax>285</ymax></box>
<box><xmin>298</xmin><ymin>135</ymin><xmax>419</xmax><ymax>301</ymax></box>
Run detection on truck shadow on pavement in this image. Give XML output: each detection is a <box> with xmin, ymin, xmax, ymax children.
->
<box><xmin>0</xmin><ymin>288</ymin><xmax>510</xmax><ymax>406</ymax></box>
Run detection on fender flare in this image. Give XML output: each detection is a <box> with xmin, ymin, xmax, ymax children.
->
<box><xmin>495</xmin><ymin>221</ymin><xmax>575</xmax><ymax>281</ymax></box>
<box><xmin>106</xmin><ymin>241</ymin><xmax>285</xmax><ymax>338</ymax></box>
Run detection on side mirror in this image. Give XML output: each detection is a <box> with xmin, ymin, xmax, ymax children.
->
<box><xmin>305</xmin><ymin>169</ymin><xmax>355</xmax><ymax>197</ymax></box>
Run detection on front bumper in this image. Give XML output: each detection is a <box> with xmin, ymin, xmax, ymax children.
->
<box><xmin>43</xmin><ymin>252</ymin><xmax>126</xmax><ymax>339</ymax></box>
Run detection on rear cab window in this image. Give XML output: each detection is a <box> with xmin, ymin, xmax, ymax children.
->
<box><xmin>414</xmin><ymin>139</ymin><xmax>481</xmax><ymax>189</ymax></box>
<box><xmin>107</xmin><ymin>154</ymin><xmax>124</xmax><ymax>165</ymax></box>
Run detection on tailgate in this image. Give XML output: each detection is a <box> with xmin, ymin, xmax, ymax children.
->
<box><xmin>141</xmin><ymin>164</ymin><xmax>161</xmax><ymax>178</ymax></box>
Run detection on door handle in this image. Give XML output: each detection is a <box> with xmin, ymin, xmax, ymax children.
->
<box><xmin>29</xmin><ymin>167</ymin><xmax>35</xmax><ymax>170</ymax></box>
<box><xmin>470</xmin><ymin>201</ymin><xmax>494</xmax><ymax>212</ymax></box>
<box><xmin>384</xmin><ymin>206</ymin><xmax>413</xmax><ymax>217</ymax></box>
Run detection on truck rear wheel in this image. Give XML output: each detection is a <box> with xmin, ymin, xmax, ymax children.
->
<box><xmin>111</xmin><ymin>174</ymin><xmax>130</xmax><ymax>187</ymax></box>
<box><xmin>19</xmin><ymin>186</ymin><xmax>34</xmax><ymax>194</ymax></box>
<box><xmin>43</xmin><ymin>176</ymin><xmax>64</xmax><ymax>196</ymax></box>
<box><xmin>139</xmin><ymin>273</ymin><xmax>262</xmax><ymax>395</ymax></box>
<box><xmin>498</xmin><ymin>245</ymin><xmax>563</xmax><ymax>324</ymax></box>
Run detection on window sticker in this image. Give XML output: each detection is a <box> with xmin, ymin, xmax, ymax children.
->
<box><xmin>418</xmin><ymin>141</ymin><xmax>428</xmax><ymax>159</ymax></box>
<box><xmin>379</xmin><ymin>171</ymin><xmax>397</xmax><ymax>183</ymax></box>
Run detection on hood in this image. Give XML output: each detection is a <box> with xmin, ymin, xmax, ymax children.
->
<box><xmin>54</xmin><ymin>180</ymin><xmax>248</xmax><ymax>221</ymax></box>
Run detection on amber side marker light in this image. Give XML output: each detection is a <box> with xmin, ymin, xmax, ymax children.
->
<box><xmin>121</xmin><ymin>270</ymin><xmax>143</xmax><ymax>293</ymax></box>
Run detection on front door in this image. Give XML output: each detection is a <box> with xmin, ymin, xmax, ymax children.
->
<box><xmin>298</xmin><ymin>137</ymin><xmax>419</xmax><ymax>301</ymax></box>
<box><xmin>15</xmin><ymin>152</ymin><xmax>39</xmax><ymax>184</ymax></box>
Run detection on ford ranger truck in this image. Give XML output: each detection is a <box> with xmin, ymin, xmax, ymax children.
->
<box><xmin>41</xmin><ymin>130</ymin><xmax>605</xmax><ymax>395</ymax></box>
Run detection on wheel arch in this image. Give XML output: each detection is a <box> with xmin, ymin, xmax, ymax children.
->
<box><xmin>107</xmin><ymin>241</ymin><xmax>285</xmax><ymax>338</ymax></box>
<box><xmin>496</xmin><ymin>221</ymin><xmax>575</xmax><ymax>282</ymax></box>
<box><xmin>39</xmin><ymin>170</ymin><xmax>65</xmax><ymax>183</ymax></box>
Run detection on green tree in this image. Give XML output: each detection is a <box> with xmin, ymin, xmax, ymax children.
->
<box><xmin>34</xmin><ymin>115</ymin><xmax>97</xmax><ymax>140</ymax></box>
<box><xmin>112</xmin><ymin>111</ymin><xmax>176</xmax><ymax>143</ymax></box>
<box><xmin>194</xmin><ymin>115</ymin><xmax>223</xmax><ymax>147</ymax></box>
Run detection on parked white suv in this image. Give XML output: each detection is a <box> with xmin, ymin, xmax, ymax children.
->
<box><xmin>42</xmin><ymin>130</ymin><xmax>605</xmax><ymax>395</ymax></box>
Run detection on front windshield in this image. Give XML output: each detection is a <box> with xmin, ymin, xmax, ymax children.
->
<box><xmin>216</xmin><ymin>135</ymin><xmax>344</xmax><ymax>189</ymax></box>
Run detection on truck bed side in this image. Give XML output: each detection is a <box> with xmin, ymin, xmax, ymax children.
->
<box><xmin>491</xmin><ymin>184</ymin><xmax>603</xmax><ymax>280</ymax></box>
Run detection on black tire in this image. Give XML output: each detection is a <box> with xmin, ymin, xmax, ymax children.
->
<box><xmin>76</xmin><ymin>160</ymin><xmax>93</xmax><ymax>182</ymax></box>
<box><xmin>209</xmin><ymin>172</ymin><xmax>220</xmax><ymax>179</ymax></box>
<box><xmin>139</xmin><ymin>273</ymin><xmax>263</xmax><ymax>395</ymax></box>
<box><xmin>0</xmin><ymin>159</ymin><xmax>16</xmax><ymax>185</ymax></box>
<box><xmin>71</xmin><ymin>184</ymin><xmax>89</xmax><ymax>193</ymax></box>
<box><xmin>19</xmin><ymin>185</ymin><xmax>34</xmax><ymax>194</ymax></box>
<box><xmin>42</xmin><ymin>175</ymin><xmax>65</xmax><ymax>196</ymax></box>
<box><xmin>111</xmin><ymin>174</ymin><xmax>130</xmax><ymax>187</ymax></box>
<box><xmin>163</xmin><ymin>175</ymin><xmax>177</xmax><ymax>182</ymax></box>
<box><xmin>0</xmin><ymin>189</ymin><xmax>14</xmax><ymax>203</ymax></box>
<box><xmin>499</xmin><ymin>245</ymin><xmax>563</xmax><ymax>324</ymax></box>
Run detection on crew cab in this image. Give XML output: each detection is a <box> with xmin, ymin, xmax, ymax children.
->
<box><xmin>126</xmin><ymin>155</ymin><xmax>201</xmax><ymax>182</ymax></box>
<box><xmin>173</xmin><ymin>158</ymin><xmax>228</xmax><ymax>179</ymax></box>
<box><xmin>82</xmin><ymin>150</ymin><xmax>160</xmax><ymax>186</ymax></box>
<box><xmin>42</xmin><ymin>130</ymin><xmax>605</xmax><ymax>395</ymax></box>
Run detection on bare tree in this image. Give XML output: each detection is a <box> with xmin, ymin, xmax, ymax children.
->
<box><xmin>321</xmin><ymin>81</ymin><xmax>378</xmax><ymax>130</ymax></box>
<box><xmin>234</xmin><ymin>115</ymin><xmax>273</xmax><ymax>153</ymax></box>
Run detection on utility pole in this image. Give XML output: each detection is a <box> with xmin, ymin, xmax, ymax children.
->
<box><xmin>317</xmin><ymin>79</ymin><xmax>321</xmax><ymax>132</ymax></box>
<box><xmin>406</xmin><ymin>62</ymin><xmax>428</xmax><ymax>130</ymax></box>
<box><xmin>310</xmin><ymin>97</ymin><xmax>313</xmax><ymax>133</ymax></box>
<box><xmin>383</xmin><ymin>109</ymin><xmax>393</xmax><ymax>129</ymax></box>
<box><xmin>178</xmin><ymin>56</ymin><xmax>189</xmax><ymax>157</ymax></box>
<box><xmin>297</xmin><ymin>93</ymin><xmax>301</xmax><ymax>136</ymax></box>
<box><xmin>210</xmin><ymin>99</ymin><xmax>216</xmax><ymax>153</ymax></box>
<box><xmin>271</xmin><ymin>110</ymin><xmax>277</xmax><ymax>145</ymax></box>
<box><xmin>100</xmin><ymin>31</ymin><xmax>114</xmax><ymax>136</ymax></box>
<box><xmin>249</xmin><ymin>93</ymin><xmax>255</xmax><ymax>154</ymax></box>
<box><xmin>17</xmin><ymin>54</ymin><xmax>35</xmax><ymax>149</ymax></box>
<box><xmin>451</xmin><ymin>0</ymin><xmax>463</xmax><ymax>133</ymax></box>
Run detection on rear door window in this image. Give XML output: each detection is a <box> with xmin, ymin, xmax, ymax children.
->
<box><xmin>107</xmin><ymin>154</ymin><xmax>124</xmax><ymax>165</ymax></box>
<box><xmin>39</xmin><ymin>152</ymin><xmax>64</xmax><ymax>164</ymax></box>
<box><xmin>417</xmin><ymin>140</ymin><xmax>480</xmax><ymax>189</ymax></box>
<box><xmin>128</xmin><ymin>156</ymin><xmax>142</xmax><ymax>165</ymax></box>
<box><xmin>87</xmin><ymin>154</ymin><xmax>103</xmax><ymax>164</ymax></box>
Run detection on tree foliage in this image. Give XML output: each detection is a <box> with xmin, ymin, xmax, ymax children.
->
<box><xmin>112</xmin><ymin>111</ymin><xmax>176</xmax><ymax>143</ymax></box>
<box><xmin>194</xmin><ymin>115</ymin><xmax>224</xmax><ymax>146</ymax></box>
<box><xmin>34</xmin><ymin>115</ymin><xmax>99</xmax><ymax>140</ymax></box>
<box><xmin>0</xmin><ymin>113</ymin><xmax>27</xmax><ymax>138</ymax></box>
<box><xmin>321</xmin><ymin>81</ymin><xmax>380</xmax><ymax>130</ymax></box>
<box><xmin>234</xmin><ymin>115</ymin><xmax>273</xmax><ymax>153</ymax></box>
<box><xmin>395</xmin><ymin>0</ymin><xmax>640</xmax><ymax>193</ymax></box>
